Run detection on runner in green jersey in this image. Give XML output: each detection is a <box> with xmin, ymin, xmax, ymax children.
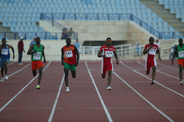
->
<box><xmin>27</xmin><ymin>37</ymin><xmax>46</xmax><ymax>89</ymax></box>
<box><xmin>172</xmin><ymin>38</ymin><xmax>184</xmax><ymax>85</ymax></box>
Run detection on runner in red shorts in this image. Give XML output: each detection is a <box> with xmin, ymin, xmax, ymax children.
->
<box><xmin>27</xmin><ymin>37</ymin><xmax>46</xmax><ymax>89</ymax></box>
<box><xmin>98</xmin><ymin>37</ymin><xmax>119</xmax><ymax>90</ymax></box>
<box><xmin>143</xmin><ymin>37</ymin><xmax>162</xmax><ymax>85</ymax></box>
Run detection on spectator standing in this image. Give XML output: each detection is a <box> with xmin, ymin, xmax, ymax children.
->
<box><xmin>74</xmin><ymin>39</ymin><xmax>80</xmax><ymax>53</ymax></box>
<box><xmin>30</xmin><ymin>37</ymin><xmax>36</xmax><ymax>47</ymax></box>
<box><xmin>169</xmin><ymin>43</ymin><xmax>177</xmax><ymax>59</ymax></box>
<box><xmin>18</xmin><ymin>37</ymin><xmax>25</xmax><ymax>65</ymax></box>
<box><xmin>68</xmin><ymin>28</ymin><xmax>74</xmax><ymax>38</ymax></box>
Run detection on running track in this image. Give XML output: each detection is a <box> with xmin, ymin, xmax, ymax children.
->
<box><xmin>0</xmin><ymin>60</ymin><xmax>184</xmax><ymax>122</ymax></box>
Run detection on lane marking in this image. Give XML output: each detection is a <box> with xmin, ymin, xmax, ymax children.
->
<box><xmin>48</xmin><ymin>74</ymin><xmax>65</xmax><ymax>122</ymax></box>
<box><xmin>138</xmin><ymin>61</ymin><xmax>180</xmax><ymax>80</ymax></box>
<box><xmin>157</xmin><ymin>62</ymin><xmax>178</xmax><ymax>71</ymax></box>
<box><xmin>121</xmin><ymin>61</ymin><xmax>184</xmax><ymax>98</ymax></box>
<box><xmin>0</xmin><ymin>64</ymin><xmax>30</xmax><ymax>82</ymax></box>
<box><xmin>85</xmin><ymin>61</ymin><xmax>113</xmax><ymax>122</ymax></box>
<box><xmin>0</xmin><ymin>61</ymin><xmax>51</xmax><ymax>112</ymax></box>
<box><xmin>113</xmin><ymin>71</ymin><xmax>174</xmax><ymax>122</ymax></box>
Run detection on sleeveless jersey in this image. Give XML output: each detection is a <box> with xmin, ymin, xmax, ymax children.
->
<box><xmin>144</xmin><ymin>44</ymin><xmax>159</xmax><ymax>60</ymax></box>
<box><xmin>31</xmin><ymin>44</ymin><xmax>43</xmax><ymax>61</ymax></box>
<box><xmin>100</xmin><ymin>44</ymin><xmax>116</xmax><ymax>64</ymax></box>
<box><xmin>1</xmin><ymin>44</ymin><xmax>10</xmax><ymax>59</ymax></box>
<box><xmin>177</xmin><ymin>44</ymin><xmax>184</xmax><ymax>59</ymax></box>
<box><xmin>63</xmin><ymin>44</ymin><xmax>76</xmax><ymax>65</ymax></box>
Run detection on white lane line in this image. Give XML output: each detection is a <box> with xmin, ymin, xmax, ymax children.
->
<box><xmin>48</xmin><ymin>74</ymin><xmax>65</xmax><ymax>122</ymax></box>
<box><xmin>157</xmin><ymin>62</ymin><xmax>178</xmax><ymax>71</ymax></box>
<box><xmin>0</xmin><ymin>61</ymin><xmax>51</xmax><ymax>112</ymax></box>
<box><xmin>85</xmin><ymin>61</ymin><xmax>113</xmax><ymax>122</ymax></box>
<box><xmin>138</xmin><ymin>61</ymin><xmax>180</xmax><ymax>80</ymax></box>
<box><xmin>113</xmin><ymin>71</ymin><xmax>174</xmax><ymax>122</ymax></box>
<box><xmin>157</xmin><ymin>70</ymin><xmax>179</xmax><ymax>80</ymax></box>
<box><xmin>0</xmin><ymin>64</ymin><xmax>30</xmax><ymax>82</ymax></box>
<box><xmin>121</xmin><ymin>61</ymin><xmax>184</xmax><ymax>98</ymax></box>
<box><xmin>8</xmin><ymin>61</ymin><xmax>16</xmax><ymax>66</ymax></box>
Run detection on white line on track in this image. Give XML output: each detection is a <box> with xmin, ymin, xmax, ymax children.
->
<box><xmin>8</xmin><ymin>61</ymin><xmax>16</xmax><ymax>66</ymax></box>
<box><xmin>0</xmin><ymin>63</ymin><xmax>30</xmax><ymax>82</ymax></box>
<box><xmin>113</xmin><ymin>71</ymin><xmax>174</xmax><ymax>122</ymax></box>
<box><xmin>121</xmin><ymin>61</ymin><xmax>184</xmax><ymax>98</ymax></box>
<box><xmin>48</xmin><ymin>74</ymin><xmax>65</xmax><ymax>122</ymax></box>
<box><xmin>0</xmin><ymin>61</ymin><xmax>51</xmax><ymax>112</ymax></box>
<box><xmin>137</xmin><ymin>61</ymin><xmax>180</xmax><ymax>80</ymax></box>
<box><xmin>157</xmin><ymin>62</ymin><xmax>178</xmax><ymax>71</ymax></box>
<box><xmin>85</xmin><ymin>61</ymin><xmax>113</xmax><ymax>122</ymax></box>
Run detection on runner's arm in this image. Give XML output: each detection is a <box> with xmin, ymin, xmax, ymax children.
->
<box><xmin>113</xmin><ymin>51</ymin><xmax>119</xmax><ymax>64</ymax></box>
<box><xmin>42</xmin><ymin>46</ymin><xmax>46</xmax><ymax>63</ymax></box>
<box><xmin>172</xmin><ymin>45</ymin><xmax>177</xmax><ymax>65</ymax></box>
<box><xmin>61</xmin><ymin>48</ymin><xmax>64</xmax><ymax>65</ymax></box>
<box><xmin>27</xmin><ymin>45</ymin><xmax>35</xmax><ymax>55</ymax></box>
<box><xmin>74</xmin><ymin>46</ymin><xmax>79</xmax><ymax>66</ymax></box>
<box><xmin>8</xmin><ymin>45</ymin><xmax>15</xmax><ymax>59</ymax></box>
<box><xmin>97</xmin><ymin>51</ymin><xmax>105</xmax><ymax>58</ymax></box>
<box><xmin>157</xmin><ymin>48</ymin><xmax>162</xmax><ymax>61</ymax></box>
<box><xmin>143</xmin><ymin>45</ymin><xmax>152</xmax><ymax>55</ymax></box>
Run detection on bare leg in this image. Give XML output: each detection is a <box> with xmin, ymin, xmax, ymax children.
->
<box><xmin>107</xmin><ymin>71</ymin><xmax>112</xmax><ymax>86</ymax></box>
<box><xmin>102</xmin><ymin>74</ymin><xmax>106</xmax><ymax>79</ymax></box>
<box><xmin>32</xmin><ymin>70</ymin><xmax>37</xmax><ymax>77</ymax></box>
<box><xmin>146</xmin><ymin>71</ymin><xmax>150</xmax><ymax>75</ymax></box>
<box><xmin>1</xmin><ymin>67</ymin><xmax>4</xmax><ymax>77</ymax></box>
<box><xmin>178</xmin><ymin>65</ymin><xmax>183</xmax><ymax>81</ymax></box>
<box><xmin>37</xmin><ymin>67</ymin><xmax>43</xmax><ymax>85</ymax></box>
<box><xmin>71</xmin><ymin>70</ymin><xmax>76</xmax><ymax>78</ymax></box>
<box><xmin>4</xmin><ymin>61</ymin><xmax>8</xmax><ymax>75</ymax></box>
<box><xmin>152</xmin><ymin>66</ymin><xmax>156</xmax><ymax>81</ymax></box>
<box><xmin>64</xmin><ymin>68</ymin><xmax>69</xmax><ymax>87</ymax></box>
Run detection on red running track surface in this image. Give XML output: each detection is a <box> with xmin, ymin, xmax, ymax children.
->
<box><xmin>0</xmin><ymin>60</ymin><xmax>184</xmax><ymax>122</ymax></box>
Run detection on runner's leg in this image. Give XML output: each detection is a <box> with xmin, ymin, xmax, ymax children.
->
<box><xmin>37</xmin><ymin>67</ymin><xmax>43</xmax><ymax>85</ymax></box>
<box><xmin>64</xmin><ymin>68</ymin><xmax>69</xmax><ymax>87</ymax></box>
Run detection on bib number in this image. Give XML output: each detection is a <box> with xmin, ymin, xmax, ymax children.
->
<box><xmin>179</xmin><ymin>51</ymin><xmax>184</xmax><ymax>58</ymax></box>
<box><xmin>105</xmin><ymin>51</ymin><xmax>113</xmax><ymax>57</ymax></box>
<box><xmin>149</xmin><ymin>49</ymin><xmax>156</xmax><ymax>55</ymax></box>
<box><xmin>65</xmin><ymin>51</ymin><xmax>73</xmax><ymax>58</ymax></box>
<box><xmin>33</xmin><ymin>52</ymin><xmax>41</xmax><ymax>60</ymax></box>
<box><xmin>1</xmin><ymin>49</ymin><xmax>8</xmax><ymax>55</ymax></box>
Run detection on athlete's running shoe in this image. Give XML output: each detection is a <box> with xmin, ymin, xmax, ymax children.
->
<box><xmin>180</xmin><ymin>81</ymin><xmax>183</xmax><ymax>86</ymax></box>
<box><xmin>36</xmin><ymin>85</ymin><xmax>40</xmax><ymax>89</ymax></box>
<box><xmin>151</xmin><ymin>80</ymin><xmax>154</xmax><ymax>85</ymax></box>
<box><xmin>107</xmin><ymin>86</ymin><xmax>112</xmax><ymax>90</ymax></box>
<box><xmin>66</xmin><ymin>87</ymin><xmax>70</xmax><ymax>92</ymax></box>
<box><xmin>5</xmin><ymin>75</ymin><xmax>8</xmax><ymax>80</ymax></box>
<box><xmin>1</xmin><ymin>77</ymin><xmax>4</xmax><ymax>82</ymax></box>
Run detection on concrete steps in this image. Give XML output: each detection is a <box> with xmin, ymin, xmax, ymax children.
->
<box><xmin>140</xmin><ymin>0</ymin><xmax>184</xmax><ymax>31</ymax></box>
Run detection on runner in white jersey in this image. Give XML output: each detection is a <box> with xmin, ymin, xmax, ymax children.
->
<box><xmin>143</xmin><ymin>37</ymin><xmax>162</xmax><ymax>85</ymax></box>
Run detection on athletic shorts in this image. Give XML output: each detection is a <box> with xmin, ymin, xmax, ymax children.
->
<box><xmin>32</xmin><ymin>60</ymin><xmax>43</xmax><ymax>70</ymax></box>
<box><xmin>145</xmin><ymin>59</ymin><xmax>157</xmax><ymax>71</ymax></box>
<box><xmin>64</xmin><ymin>63</ymin><xmax>76</xmax><ymax>71</ymax></box>
<box><xmin>0</xmin><ymin>58</ymin><xmax>10</xmax><ymax>67</ymax></box>
<box><xmin>178</xmin><ymin>59</ymin><xmax>184</xmax><ymax>68</ymax></box>
<box><xmin>101</xmin><ymin>62</ymin><xmax>113</xmax><ymax>74</ymax></box>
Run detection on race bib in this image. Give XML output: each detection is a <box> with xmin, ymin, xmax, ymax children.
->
<box><xmin>65</xmin><ymin>51</ymin><xmax>73</xmax><ymax>58</ymax></box>
<box><xmin>149</xmin><ymin>49</ymin><xmax>156</xmax><ymax>55</ymax></box>
<box><xmin>33</xmin><ymin>52</ymin><xmax>41</xmax><ymax>60</ymax></box>
<box><xmin>1</xmin><ymin>49</ymin><xmax>8</xmax><ymax>55</ymax></box>
<box><xmin>179</xmin><ymin>51</ymin><xmax>184</xmax><ymax>58</ymax></box>
<box><xmin>105</xmin><ymin>51</ymin><xmax>113</xmax><ymax>57</ymax></box>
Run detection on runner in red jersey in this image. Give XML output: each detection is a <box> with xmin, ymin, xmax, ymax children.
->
<box><xmin>143</xmin><ymin>37</ymin><xmax>162</xmax><ymax>85</ymax></box>
<box><xmin>98</xmin><ymin>37</ymin><xmax>119</xmax><ymax>90</ymax></box>
<box><xmin>61</xmin><ymin>37</ymin><xmax>79</xmax><ymax>92</ymax></box>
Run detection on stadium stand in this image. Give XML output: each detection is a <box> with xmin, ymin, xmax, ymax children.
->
<box><xmin>0</xmin><ymin>0</ymin><xmax>184</xmax><ymax>40</ymax></box>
